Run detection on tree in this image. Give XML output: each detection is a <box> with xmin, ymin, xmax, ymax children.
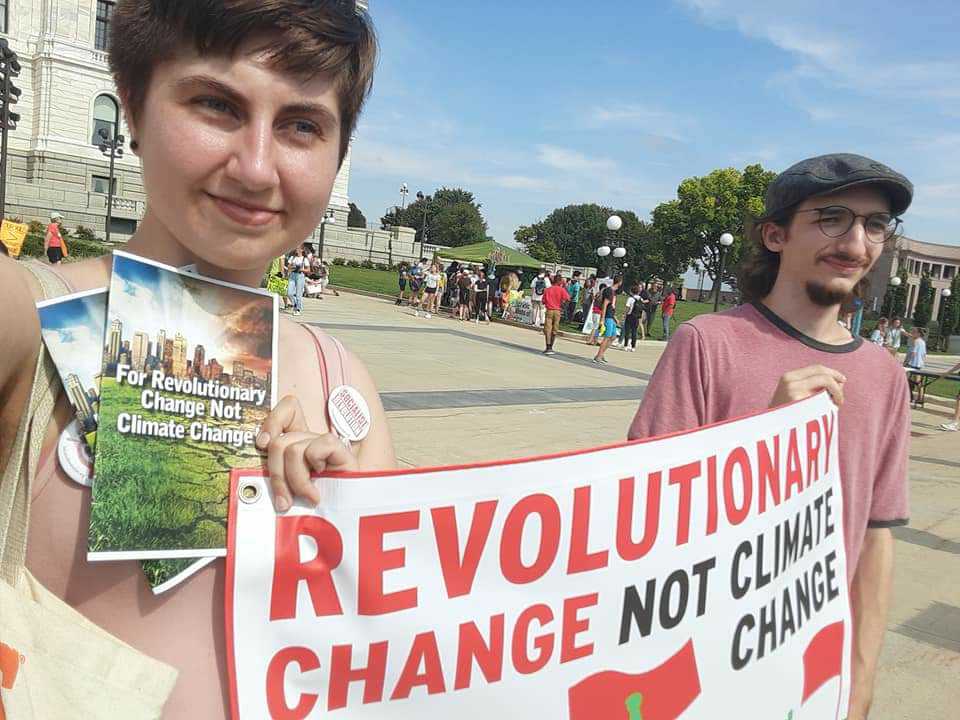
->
<box><xmin>649</xmin><ymin>163</ymin><xmax>777</xmax><ymax>292</ymax></box>
<box><xmin>348</xmin><ymin>202</ymin><xmax>367</xmax><ymax>228</ymax></box>
<box><xmin>515</xmin><ymin>223</ymin><xmax>559</xmax><ymax>263</ymax></box>
<box><xmin>881</xmin><ymin>268</ymin><xmax>908</xmax><ymax>319</ymax></box>
<box><xmin>938</xmin><ymin>274</ymin><xmax>960</xmax><ymax>349</ymax></box>
<box><xmin>430</xmin><ymin>201</ymin><xmax>488</xmax><ymax>247</ymax></box>
<box><xmin>380</xmin><ymin>186</ymin><xmax>488</xmax><ymax>248</ymax></box>
<box><xmin>912</xmin><ymin>274</ymin><xmax>934</xmax><ymax>327</ymax></box>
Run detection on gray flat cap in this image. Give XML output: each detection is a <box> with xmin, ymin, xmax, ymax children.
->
<box><xmin>762</xmin><ymin>153</ymin><xmax>913</xmax><ymax>219</ymax></box>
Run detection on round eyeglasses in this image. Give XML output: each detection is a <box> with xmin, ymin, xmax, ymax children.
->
<box><xmin>795</xmin><ymin>205</ymin><xmax>901</xmax><ymax>243</ymax></box>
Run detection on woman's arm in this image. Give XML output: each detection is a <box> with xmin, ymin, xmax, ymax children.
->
<box><xmin>0</xmin><ymin>257</ymin><xmax>43</xmax><ymax>474</ymax></box>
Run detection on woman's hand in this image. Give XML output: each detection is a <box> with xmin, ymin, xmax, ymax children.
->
<box><xmin>255</xmin><ymin>395</ymin><xmax>358</xmax><ymax>512</ymax></box>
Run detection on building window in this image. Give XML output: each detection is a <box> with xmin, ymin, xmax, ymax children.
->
<box><xmin>0</xmin><ymin>0</ymin><xmax>8</xmax><ymax>34</ymax></box>
<box><xmin>109</xmin><ymin>217</ymin><xmax>137</xmax><ymax>236</ymax></box>
<box><xmin>91</xmin><ymin>94</ymin><xmax>119</xmax><ymax>145</ymax></box>
<box><xmin>95</xmin><ymin>1</ymin><xmax>115</xmax><ymax>51</ymax></box>
<box><xmin>91</xmin><ymin>175</ymin><xmax>117</xmax><ymax>194</ymax></box>
<box><xmin>946</xmin><ymin>266</ymin><xmax>956</xmax><ymax>280</ymax></box>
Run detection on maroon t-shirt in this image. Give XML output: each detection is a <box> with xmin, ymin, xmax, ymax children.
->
<box><xmin>628</xmin><ymin>302</ymin><xmax>910</xmax><ymax>583</ymax></box>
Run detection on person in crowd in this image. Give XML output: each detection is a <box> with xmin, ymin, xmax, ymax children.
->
<box><xmin>457</xmin><ymin>269</ymin><xmax>473</xmax><ymax>321</ymax></box>
<box><xmin>904</xmin><ymin>326</ymin><xmax>927</xmax><ymax>369</ymax></box>
<box><xmin>0</xmin><ymin>2</ymin><xmax>394</xmax><ymax>717</ymax></box>
<box><xmin>620</xmin><ymin>283</ymin><xmax>643</xmax><ymax>351</ymax></box>
<box><xmin>45</xmin><ymin>212</ymin><xmax>67</xmax><ymax>265</ymax></box>
<box><xmin>395</xmin><ymin>261</ymin><xmax>409</xmax><ymax>306</ymax></box>
<box><xmin>474</xmin><ymin>270</ymin><xmax>491</xmax><ymax>323</ymax></box>
<box><xmin>580</xmin><ymin>274</ymin><xmax>597</xmax><ymax>323</ymax></box>
<box><xmin>584</xmin><ymin>276</ymin><xmax>604</xmax><ymax>345</ymax></box>
<box><xmin>408</xmin><ymin>256</ymin><xmax>424</xmax><ymax>306</ymax></box>
<box><xmin>266</xmin><ymin>255</ymin><xmax>289</xmax><ymax>309</ymax></box>
<box><xmin>285</xmin><ymin>245</ymin><xmax>308</xmax><ymax>316</ymax></box>
<box><xmin>530</xmin><ymin>268</ymin><xmax>551</xmax><ymax>328</ymax></box>
<box><xmin>592</xmin><ymin>275</ymin><xmax>623</xmax><ymax>363</ymax></box>
<box><xmin>660</xmin><ymin>284</ymin><xmax>677</xmax><ymax>341</ymax></box>
<box><xmin>566</xmin><ymin>270</ymin><xmax>582</xmax><ymax>322</ymax></box>
<box><xmin>304</xmin><ymin>255</ymin><xmax>324</xmax><ymax>299</ymax></box>
<box><xmin>416</xmin><ymin>262</ymin><xmax>441</xmax><ymax>318</ymax></box>
<box><xmin>628</xmin><ymin>153</ymin><xmax>915</xmax><ymax>720</ymax></box>
<box><xmin>636</xmin><ymin>280</ymin><xmax>650</xmax><ymax>341</ymax></box>
<box><xmin>542</xmin><ymin>273</ymin><xmax>569</xmax><ymax>355</ymax></box>
<box><xmin>886</xmin><ymin>316</ymin><xmax>904</xmax><ymax>357</ymax></box>
<box><xmin>870</xmin><ymin>317</ymin><xmax>888</xmax><ymax>346</ymax></box>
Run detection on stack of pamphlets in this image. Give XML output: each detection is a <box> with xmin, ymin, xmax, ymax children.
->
<box><xmin>37</xmin><ymin>251</ymin><xmax>278</xmax><ymax>592</ymax></box>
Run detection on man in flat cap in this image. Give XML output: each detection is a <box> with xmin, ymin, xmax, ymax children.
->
<box><xmin>628</xmin><ymin>153</ymin><xmax>913</xmax><ymax>719</ymax></box>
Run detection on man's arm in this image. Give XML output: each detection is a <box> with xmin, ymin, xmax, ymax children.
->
<box><xmin>848</xmin><ymin>527</ymin><xmax>895</xmax><ymax>720</ymax></box>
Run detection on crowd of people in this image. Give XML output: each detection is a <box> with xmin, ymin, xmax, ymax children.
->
<box><xmin>391</xmin><ymin>258</ymin><xmax>686</xmax><ymax>365</ymax></box>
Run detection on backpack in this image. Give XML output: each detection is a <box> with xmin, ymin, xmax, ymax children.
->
<box><xmin>628</xmin><ymin>294</ymin><xmax>643</xmax><ymax>319</ymax></box>
<box><xmin>534</xmin><ymin>277</ymin><xmax>546</xmax><ymax>295</ymax></box>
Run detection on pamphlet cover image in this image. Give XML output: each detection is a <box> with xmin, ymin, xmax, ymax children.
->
<box><xmin>89</xmin><ymin>251</ymin><xmax>278</xmax><ymax>561</ymax></box>
<box><xmin>37</xmin><ymin>288</ymin><xmax>109</xmax><ymax>452</ymax></box>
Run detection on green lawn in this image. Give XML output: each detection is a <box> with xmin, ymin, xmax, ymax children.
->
<box><xmin>328</xmin><ymin>265</ymin><xmax>400</xmax><ymax>296</ymax></box>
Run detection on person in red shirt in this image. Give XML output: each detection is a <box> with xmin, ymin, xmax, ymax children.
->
<box><xmin>541</xmin><ymin>273</ymin><xmax>570</xmax><ymax>355</ymax></box>
<box><xmin>660</xmin><ymin>284</ymin><xmax>677</xmax><ymax>340</ymax></box>
<box><xmin>44</xmin><ymin>211</ymin><xmax>66</xmax><ymax>265</ymax></box>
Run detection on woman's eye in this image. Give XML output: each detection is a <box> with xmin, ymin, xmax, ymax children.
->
<box><xmin>196</xmin><ymin>97</ymin><xmax>232</xmax><ymax>114</ymax></box>
<box><xmin>289</xmin><ymin>120</ymin><xmax>321</xmax><ymax>137</ymax></box>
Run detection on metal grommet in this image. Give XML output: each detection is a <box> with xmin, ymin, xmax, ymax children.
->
<box><xmin>239</xmin><ymin>482</ymin><xmax>261</xmax><ymax>504</ymax></box>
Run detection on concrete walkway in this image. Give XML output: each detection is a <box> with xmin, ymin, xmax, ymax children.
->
<box><xmin>296</xmin><ymin>290</ymin><xmax>959</xmax><ymax>720</ymax></box>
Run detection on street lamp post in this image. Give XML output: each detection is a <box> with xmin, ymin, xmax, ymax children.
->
<box><xmin>0</xmin><ymin>39</ymin><xmax>22</xmax><ymax>219</ymax></box>
<box><xmin>317</xmin><ymin>208</ymin><xmax>335</xmax><ymax>263</ymax></box>
<box><xmin>714</xmin><ymin>232</ymin><xmax>734</xmax><ymax>312</ymax></box>
<box><xmin>416</xmin><ymin>191</ymin><xmax>430</xmax><ymax>260</ymax></box>
<box><xmin>97</xmin><ymin>128</ymin><xmax>125</xmax><ymax>244</ymax></box>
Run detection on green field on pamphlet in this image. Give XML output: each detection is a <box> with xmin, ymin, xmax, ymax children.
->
<box><xmin>89</xmin><ymin>377</ymin><xmax>267</xmax><ymax>556</ymax></box>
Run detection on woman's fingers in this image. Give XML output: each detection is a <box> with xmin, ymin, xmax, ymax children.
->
<box><xmin>265</xmin><ymin>430</ymin><xmax>358</xmax><ymax>512</ymax></box>
<box><xmin>256</xmin><ymin>395</ymin><xmax>309</xmax><ymax>450</ymax></box>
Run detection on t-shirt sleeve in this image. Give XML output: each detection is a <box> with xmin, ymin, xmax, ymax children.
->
<box><xmin>867</xmin><ymin>369</ymin><xmax>910</xmax><ymax>527</ymax></box>
<box><xmin>627</xmin><ymin>322</ymin><xmax>710</xmax><ymax>440</ymax></box>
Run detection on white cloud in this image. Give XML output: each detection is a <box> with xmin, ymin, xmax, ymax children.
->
<box><xmin>536</xmin><ymin>144</ymin><xmax>615</xmax><ymax>174</ymax></box>
<box><xmin>589</xmin><ymin>104</ymin><xmax>691</xmax><ymax>143</ymax></box>
<box><xmin>493</xmin><ymin>175</ymin><xmax>553</xmax><ymax>191</ymax></box>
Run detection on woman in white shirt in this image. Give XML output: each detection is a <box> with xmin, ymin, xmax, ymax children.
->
<box><xmin>870</xmin><ymin>317</ymin><xmax>888</xmax><ymax>347</ymax></box>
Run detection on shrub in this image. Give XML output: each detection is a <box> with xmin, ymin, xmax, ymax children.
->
<box><xmin>331</xmin><ymin>257</ymin><xmax>346</xmax><ymax>266</ymax></box>
<box><xmin>360</xmin><ymin>259</ymin><xmax>375</xmax><ymax>269</ymax></box>
<box><xmin>375</xmin><ymin>263</ymin><xmax>389</xmax><ymax>272</ymax></box>
<box><xmin>73</xmin><ymin>225</ymin><xmax>99</xmax><ymax>242</ymax></box>
<box><xmin>345</xmin><ymin>259</ymin><xmax>360</xmax><ymax>268</ymax></box>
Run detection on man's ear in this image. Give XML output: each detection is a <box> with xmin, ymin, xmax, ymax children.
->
<box><xmin>760</xmin><ymin>221</ymin><xmax>786</xmax><ymax>254</ymax></box>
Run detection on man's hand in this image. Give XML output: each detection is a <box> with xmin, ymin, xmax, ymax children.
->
<box><xmin>255</xmin><ymin>395</ymin><xmax>359</xmax><ymax>512</ymax></box>
<box><xmin>769</xmin><ymin>365</ymin><xmax>846</xmax><ymax>408</ymax></box>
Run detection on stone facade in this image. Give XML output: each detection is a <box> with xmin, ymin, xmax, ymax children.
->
<box><xmin>0</xmin><ymin>0</ymin><xmax>355</xmax><ymax>240</ymax></box>
<box><xmin>865</xmin><ymin>236</ymin><xmax>960</xmax><ymax>321</ymax></box>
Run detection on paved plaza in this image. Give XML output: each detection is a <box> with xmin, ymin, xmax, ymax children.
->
<box><xmin>298</xmin><ymin>289</ymin><xmax>959</xmax><ymax>720</ymax></box>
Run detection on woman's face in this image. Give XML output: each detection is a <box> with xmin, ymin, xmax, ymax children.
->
<box><xmin>131</xmin><ymin>39</ymin><xmax>342</xmax><ymax>276</ymax></box>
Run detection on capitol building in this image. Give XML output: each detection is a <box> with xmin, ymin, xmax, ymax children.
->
<box><xmin>1</xmin><ymin>0</ymin><xmax>419</xmax><ymax>262</ymax></box>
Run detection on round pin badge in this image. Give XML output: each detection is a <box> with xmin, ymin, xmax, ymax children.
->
<box><xmin>58</xmin><ymin>419</ymin><xmax>94</xmax><ymax>488</ymax></box>
<box><xmin>327</xmin><ymin>385</ymin><xmax>371</xmax><ymax>442</ymax></box>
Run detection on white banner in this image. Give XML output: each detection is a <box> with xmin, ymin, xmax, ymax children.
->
<box><xmin>227</xmin><ymin>393</ymin><xmax>851</xmax><ymax>719</ymax></box>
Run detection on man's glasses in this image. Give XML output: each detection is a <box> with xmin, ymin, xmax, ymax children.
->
<box><xmin>795</xmin><ymin>205</ymin><xmax>902</xmax><ymax>243</ymax></box>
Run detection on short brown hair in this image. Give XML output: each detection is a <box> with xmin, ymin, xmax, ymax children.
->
<box><xmin>110</xmin><ymin>0</ymin><xmax>378</xmax><ymax>163</ymax></box>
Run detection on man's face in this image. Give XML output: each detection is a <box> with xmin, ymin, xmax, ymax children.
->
<box><xmin>132</xmin><ymin>38</ymin><xmax>342</xmax><ymax>276</ymax></box>
<box><xmin>765</xmin><ymin>186</ymin><xmax>890</xmax><ymax>307</ymax></box>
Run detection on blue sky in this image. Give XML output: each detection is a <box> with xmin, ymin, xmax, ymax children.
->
<box><xmin>349</xmin><ymin>0</ymin><xmax>960</xmax><ymax>259</ymax></box>
<box><xmin>38</xmin><ymin>291</ymin><xmax>108</xmax><ymax>394</ymax></box>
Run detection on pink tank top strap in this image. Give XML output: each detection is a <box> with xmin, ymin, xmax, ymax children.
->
<box><xmin>301</xmin><ymin>324</ymin><xmax>351</xmax><ymax>439</ymax></box>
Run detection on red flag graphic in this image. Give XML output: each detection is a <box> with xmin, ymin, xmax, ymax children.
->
<box><xmin>568</xmin><ymin>640</ymin><xmax>700</xmax><ymax>720</ymax></box>
<box><xmin>802</xmin><ymin>621</ymin><xmax>845</xmax><ymax>703</ymax></box>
